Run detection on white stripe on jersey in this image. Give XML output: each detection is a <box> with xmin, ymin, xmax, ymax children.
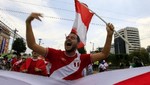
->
<box><xmin>50</xmin><ymin>53</ymin><xmax>81</xmax><ymax>80</ymax></box>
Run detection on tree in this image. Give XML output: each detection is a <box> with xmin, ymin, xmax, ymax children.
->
<box><xmin>139</xmin><ymin>48</ymin><xmax>149</xmax><ymax>65</ymax></box>
<box><xmin>107</xmin><ymin>53</ymin><xmax>117</xmax><ymax>66</ymax></box>
<box><xmin>147</xmin><ymin>45</ymin><xmax>150</xmax><ymax>53</ymax></box>
<box><xmin>129</xmin><ymin>48</ymin><xmax>150</xmax><ymax>65</ymax></box>
<box><xmin>12</xmin><ymin>38</ymin><xmax>26</xmax><ymax>54</ymax></box>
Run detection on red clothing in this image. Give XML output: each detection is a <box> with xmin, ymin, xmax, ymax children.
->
<box><xmin>11</xmin><ymin>59</ymin><xmax>25</xmax><ymax>72</ymax></box>
<box><xmin>20</xmin><ymin>58</ymin><xmax>48</xmax><ymax>76</ymax></box>
<box><xmin>11</xmin><ymin>57</ymin><xmax>17</xmax><ymax>66</ymax></box>
<box><xmin>45</xmin><ymin>48</ymin><xmax>91</xmax><ymax>80</ymax></box>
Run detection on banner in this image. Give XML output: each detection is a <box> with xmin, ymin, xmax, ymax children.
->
<box><xmin>1</xmin><ymin>66</ymin><xmax>150</xmax><ymax>85</ymax></box>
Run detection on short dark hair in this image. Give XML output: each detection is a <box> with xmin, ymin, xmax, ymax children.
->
<box><xmin>70</xmin><ymin>32</ymin><xmax>80</xmax><ymax>43</ymax></box>
<box><xmin>76</xmin><ymin>35</ymin><xmax>80</xmax><ymax>43</ymax></box>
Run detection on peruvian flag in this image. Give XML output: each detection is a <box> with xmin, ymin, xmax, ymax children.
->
<box><xmin>72</xmin><ymin>66</ymin><xmax>150</xmax><ymax>85</ymax></box>
<box><xmin>114</xmin><ymin>71</ymin><xmax>150</xmax><ymax>85</ymax></box>
<box><xmin>1</xmin><ymin>66</ymin><xmax>150</xmax><ymax>85</ymax></box>
<box><xmin>71</xmin><ymin>0</ymin><xmax>94</xmax><ymax>48</ymax></box>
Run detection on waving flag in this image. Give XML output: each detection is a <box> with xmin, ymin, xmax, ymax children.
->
<box><xmin>71</xmin><ymin>0</ymin><xmax>94</xmax><ymax>48</ymax></box>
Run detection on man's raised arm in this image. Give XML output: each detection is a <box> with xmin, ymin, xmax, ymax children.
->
<box><xmin>90</xmin><ymin>23</ymin><xmax>114</xmax><ymax>62</ymax></box>
<box><xmin>26</xmin><ymin>13</ymin><xmax>47</xmax><ymax>56</ymax></box>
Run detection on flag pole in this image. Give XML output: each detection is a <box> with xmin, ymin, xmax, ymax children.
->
<box><xmin>80</xmin><ymin>1</ymin><xmax>133</xmax><ymax>47</ymax></box>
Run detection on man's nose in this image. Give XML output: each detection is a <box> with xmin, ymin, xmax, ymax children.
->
<box><xmin>67</xmin><ymin>37</ymin><xmax>72</xmax><ymax>40</ymax></box>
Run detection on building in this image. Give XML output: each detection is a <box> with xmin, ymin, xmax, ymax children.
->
<box><xmin>0</xmin><ymin>21</ymin><xmax>11</xmax><ymax>54</ymax></box>
<box><xmin>114</xmin><ymin>27</ymin><xmax>141</xmax><ymax>54</ymax></box>
<box><xmin>110</xmin><ymin>44</ymin><xmax>115</xmax><ymax>54</ymax></box>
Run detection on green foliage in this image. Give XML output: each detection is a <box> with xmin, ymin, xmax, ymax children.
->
<box><xmin>107</xmin><ymin>53</ymin><xmax>129</xmax><ymax>67</ymax></box>
<box><xmin>78</xmin><ymin>47</ymin><xmax>87</xmax><ymax>54</ymax></box>
<box><xmin>147</xmin><ymin>45</ymin><xmax>150</xmax><ymax>52</ymax></box>
<box><xmin>92</xmin><ymin>47</ymin><xmax>150</xmax><ymax>69</ymax></box>
<box><xmin>107</xmin><ymin>53</ymin><xmax>117</xmax><ymax>65</ymax></box>
<box><xmin>12</xmin><ymin>38</ymin><xmax>26</xmax><ymax>54</ymax></box>
<box><xmin>129</xmin><ymin>48</ymin><xmax>150</xmax><ymax>65</ymax></box>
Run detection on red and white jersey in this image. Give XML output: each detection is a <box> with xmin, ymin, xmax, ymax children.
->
<box><xmin>45</xmin><ymin>48</ymin><xmax>91</xmax><ymax>80</ymax></box>
<box><xmin>20</xmin><ymin>58</ymin><xmax>48</xmax><ymax>76</ymax></box>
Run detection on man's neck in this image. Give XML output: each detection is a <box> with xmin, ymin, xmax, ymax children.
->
<box><xmin>65</xmin><ymin>51</ymin><xmax>76</xmax><ymax>57</ymax></box>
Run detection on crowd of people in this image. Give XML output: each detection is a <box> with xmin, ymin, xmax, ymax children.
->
<box><xmin>0</xmin><ymin>52</ymin><xmax>109</xmax><ymax>77</ymax></box>
<box><xmin>0</xmin><ymin>51</ymin><xmax>144</xmax><ymax>79</ymax></box>
<box><xmin>0</xmin><ymin>52</ymin><xmax>50</xmax><ymax>77</ymax></box>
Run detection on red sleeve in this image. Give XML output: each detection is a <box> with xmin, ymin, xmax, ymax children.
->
<box><xmin>11</xmin><ymin>58</ymin><xmax>17</xmax><ymax>66</ymax></box>
<box><xmin>45</xmin><ymin>48</ymin><xmax>62</xmax><ymax>62</ymax></box>
<box><xmin>20</xmin><ymin>58</ymin><xmax>32</xmax><ymax>71</ymax></box>
<box><xmin>80</xmin><ymin>54</ymin><xmax>91</xmax><ymax>68</ymax></box>
<box><xmin>36</xmin><ymin>59</ymin><xmax>46</xmax><ymax>69</ymax></box>
<box><xmin>20</xmin><ymin>62</ymin><xmax>26</xmax><ymax>71</ymax></box>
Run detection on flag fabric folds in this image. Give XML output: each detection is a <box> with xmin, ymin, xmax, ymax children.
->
<box><xmin>1</xmin><ymin>66</ymin><xmax>150</xmax><ymax>85</ymax></box>
<box><xmin>114</xmin><ymin>72</ymin><xmax>150</xmax><ymax>85</ymax></box>
<box><xmin>71</xmin><ymin>0</ymin><xmax>94</xmax><ymax>48</ymax></box>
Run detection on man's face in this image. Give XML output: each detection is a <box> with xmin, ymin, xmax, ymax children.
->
<box><xmin>64</xmin><ymin>33</ymin><xmax>78</xmax><ymax>52</ymax></box>
<box><xmin>32</xmin><ymin>52</ymin><xmax>39</xmax><ymax>58</ymax></box>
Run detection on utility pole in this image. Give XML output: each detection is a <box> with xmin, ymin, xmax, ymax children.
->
<box><xmin>10</xmin><ymin>28</ymin><xmax>18</xmax><ymax>53</ymax></box>
<box><xmin>90</xmin><ymin>42</ymin><xmax>94</xmax><ymax>52</ymax></box>
<box><xmin>38</xmin><ymin>38</ymin><xmax>42</xmax><ymax>45</ymax></box>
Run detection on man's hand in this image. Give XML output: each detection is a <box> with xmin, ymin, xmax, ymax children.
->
<box><xmin>106</xmin><ymin>23</ymin><xmax>114</xmax><ymax>36</ymax></box>
<box><xmin>22</xmin><ymin>69</ymin><xmax>28</xmax><ymax>73</ymax></box>
<box><xmin>26</xmin><ymin>13</ymin><xmax>43</xmax><ymax>23</ymax></box>
<box><xmin>35</xmin><ymin>68</ymin><xmax>42</xmax><ymax>72</ymax></box>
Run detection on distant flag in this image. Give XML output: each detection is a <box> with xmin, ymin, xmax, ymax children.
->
<box><xmin>71</xmin><ymin>0</ymin><xmax>94</xmax><ymax>48</ymax></box>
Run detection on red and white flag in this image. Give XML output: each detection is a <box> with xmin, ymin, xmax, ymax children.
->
<box><xmin>72</xmin><ymin>66</ymin><xmax>150</xmax><ymax>85</ymax></box>
<box><xmin>1</xmin><ymin>66</ymin><xmax>150</xmax><ymax>85</ymax></box>
<box><xmin>71</xmin><ymin>0</ymin><xmax>94</xmax><ymax>48</ymax></box>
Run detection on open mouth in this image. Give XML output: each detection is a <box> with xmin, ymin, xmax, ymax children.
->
<box><xmin>67</xmin><ymin>43</ymin><xmax>71</xmax><ymax>46</ymax></box>
<box><xmin>66</xmin><ymin>41</ymin><xmax>72</xmax><ymax>47</ymax></box>
<box><xmin>67</xmin><ymin>42</ymin><xmax>72</xmax><ymax>46</ymax></box>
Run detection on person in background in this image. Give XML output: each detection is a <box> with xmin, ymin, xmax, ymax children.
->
<box><xmin>87</xmin><ymin>64</ymin><xmax>93</xmax><ymax>75</ymax></box>
<box><xmin>20</xmin><ymin>51</ymin><xmax>48</xmax><ymax>76</ymax></box>
<box><xmin>129</xmin><ymin>56</ymin><xmax>143</xmax><ymax>68</ymax></box>
<box><xmin>10</xmin><ymin>53</ymin><xmax>23</xmax><ymax>72</ymax></box>
<box><xmin>10</xmin><ymin>54</ymin><xmax>17</xmax><ymax>68</ymax></box>
<box><xmin>11</xmin><ymin>57</ymin><xmax>26</xmax><ymax>72</ymax></box>
<box><xmin>99</xmin><ymin>60</ymin><xmax>108</xmax><ymax>72</ymax></box>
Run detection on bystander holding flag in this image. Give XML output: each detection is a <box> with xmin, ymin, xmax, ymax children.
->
<box><xmin>71</xmin><ymin>0</ymin><xmax>94</xmax><ymax>48</ymax></box>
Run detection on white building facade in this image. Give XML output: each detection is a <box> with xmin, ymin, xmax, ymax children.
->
<box><xmin>114</xmin><ymin>27</ymin><xmax>141</xmax><ymax>54</ymax></box>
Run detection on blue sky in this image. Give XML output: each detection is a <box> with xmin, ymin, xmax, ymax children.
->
<box><xmin>0</xmin><ymin>0</ymin><xmax>150</xmax><ymax>53</ymax></box>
